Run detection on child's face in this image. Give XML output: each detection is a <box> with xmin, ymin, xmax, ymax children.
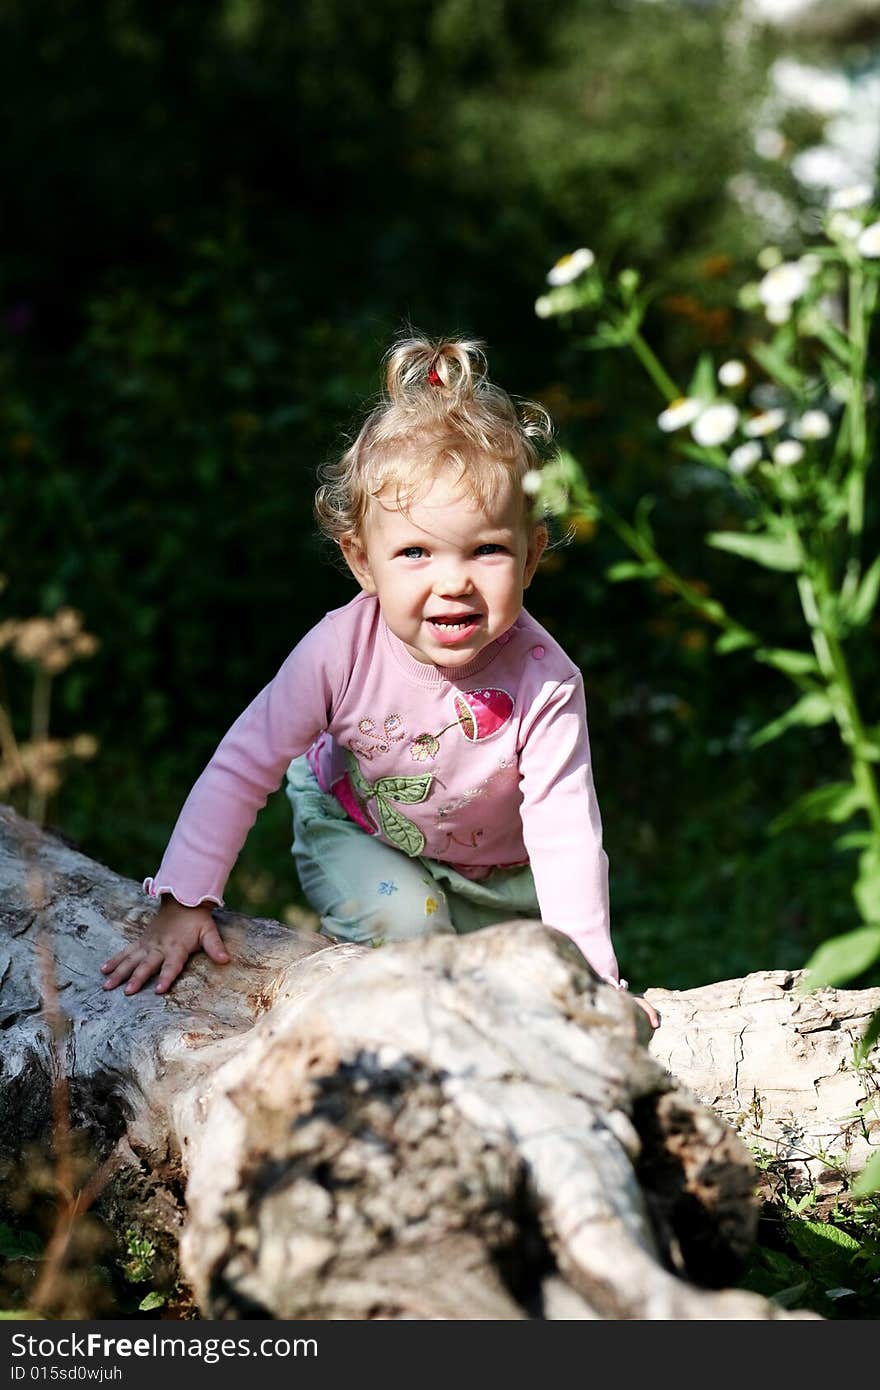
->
<box><xmin>341</xmin><ymin>469</ymin><xmax>547</xmax><ymax>667</ymax></box>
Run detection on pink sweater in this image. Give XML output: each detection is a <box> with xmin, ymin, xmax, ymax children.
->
<box><xmin>145</xmin><ymin>594</ymin><xmax>620</xmax><ymax>984</ymax></box>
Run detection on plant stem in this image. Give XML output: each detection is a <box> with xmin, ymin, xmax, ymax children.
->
<box><xmin>796</xmin><ymin>565</ymin><xmax>880</xmax><ymax>842</ymax></box>
<box><xmin>629</xmin><ymin>330</ymin><xmax>681</xmax><ymax>402</ymax></box>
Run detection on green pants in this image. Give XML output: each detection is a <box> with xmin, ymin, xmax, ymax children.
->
<box><xmin>286</xmin><ymin>754</ymin><xmax>540</xmax><ymax>945</ymax></box>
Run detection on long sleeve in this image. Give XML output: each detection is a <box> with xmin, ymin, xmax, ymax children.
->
<box><xmin>143</xmin><ymin>617</ymin><xmax>345</xmax><ymax>907</ymax></box>
<box><xmin>517</xmin><ymin>674</ymin><xmax>620</xmax><ymax>985</ymax></box>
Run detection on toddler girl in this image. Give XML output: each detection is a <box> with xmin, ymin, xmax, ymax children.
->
<box><xmin>102</xmin><ymin>336</ymin><xmax>657</xmax><ymax>1027</ymax></box>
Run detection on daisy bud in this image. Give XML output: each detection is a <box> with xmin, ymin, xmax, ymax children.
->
<box><xmin>773</xmin><ymin>440</ymin><xmax>804</xmax><ymax>467</ymax></box>
<box><xmin>718</xmin><ymin>360</ymin><xmax>746</xmax><ymax>388</ymax></box>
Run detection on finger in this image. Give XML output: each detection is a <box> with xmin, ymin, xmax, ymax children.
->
<box><xmin>102</xmin><ymin>952</ymin><xmax>144</xmax><ymax>990</ymax></box>
<box><xmin>101</xmin><ymin>948</ymin><xmax>132</xmax><ymax>973</ymax></box>
<box><xmin>154</xmin><ymin>946</ymin><xmax>190</xmax><ymax>994</ymax></box>
<box><xmin>200</xmin><ymin>923</ymin><xmax>231</xmax><ymax>964</ymax></box>
<box><xmin>154</xmin><ymin>962</ymin><xmax>183</xmax><ymax>995</ymax></box>
<box><xmin>122</xmin><ymin>951</ymin><xmax>164</xmax><ymax>996</ymax></box>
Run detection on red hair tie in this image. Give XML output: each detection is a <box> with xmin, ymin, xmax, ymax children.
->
<box><xmin>427</xmin><ymin>364</ymin><xmax>442</xmax><ymax>386</ymax></box>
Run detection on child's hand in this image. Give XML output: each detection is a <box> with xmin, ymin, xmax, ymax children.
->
<box><xmin>100</xmin><ymin>897</ymin><xmax>230</xmax><ymax>996</ymax></box>
<box><xmin>631</xmin><ymin>994</ymin><xmax>660</xmax><ymax>1030</ymax></box>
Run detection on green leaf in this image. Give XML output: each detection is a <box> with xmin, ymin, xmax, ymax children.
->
<box><xmin>770</xmin><ymin>782</ymin><xmax>864</xmax><ymax>835</ymax></box>
<box><xmin>801</xmin><ymin>1221</ymin><xmax>860</xmax><ymax>1252</ymax></box>
<box><xmin>687</xmin><ymin>351</ymin><xmax>716</xmax><ymax>401</ymax></box>
<box><xmin>855</xmin><ymin>847</ymin><xmax>880</xmax><ymax>922</ymax></box>
<box><xmin>374</xmin><ymin>774</ymin><xmax>433</xmax><ymax>805</ymax></box>
<box><xmin>677</xmin><ymin>443</ymin><xmax>729</xmax><ymax>470</ymax></box>
<box><xmin>853</xmin><ymin>1008</ymin><xmax>880</xmax><ymax>1066</ymax></box>
<box><xmin>606</xmin><ymin>561</ymin><xmax>660</xmax><ymax>582</ymax></box>
<box><xmin>706</xmin><ymin>529</ymin><xmax>801</xmax><ymax>572</ymax></box>
<box><xmin>801</xmin><ymin>925</ymin><xmax>880</xmax><ymax>990</ymax></box>
<box><xmin>844</xmin><ymin>555</ymin><xmax>880</xmax><ymax>629</ymax></box>
<box><xmin>835</xmin><ymin>832</ymin><xmax>873</xmax><ymax>853</ymax></box>
<box><xmin>748</xmin><ymin>692</ymin><xmax>834</xmax><ymax>749</ymax></box>
<box><xmin>634</xmin><ymin>495</ymin><xmax>655</xmax><ymax>543</ymax></box>
<box><xmin>715</xmin><ymin>629</ymin><xmax>755</xmax><ymax>654</ymax></box>
<box><xmin>138</xmin><ymin>1291</ymin><xmax>166</xmax><ymax>1311</ymax></box>
<box><xmin>344</xmin><ymin>750</ymin><xmax>374</xmax><ymax>798</ymax></box>
<box><xmin>375</xmin><ymin>798</ymin><xmax>425</xmax><ymax>858</ymax></box>
<box><xmin>754</xmin><ymin>647</ymin><xmax>820</xmax><ymax>677</ymax></box>
<box><xmin>807</xmin><ymin>316</ymin><xmax>852</xmax><ymax>366</ymax></box>
<box><xmin>851</xmin><ymin>1150</ymin><xmax>880</xmax><ymax>1199</ymax></box>
<box><xmin>748</xmin><ymin>340</ymin><xmax>803</xmax><ymax>393</ymax></box>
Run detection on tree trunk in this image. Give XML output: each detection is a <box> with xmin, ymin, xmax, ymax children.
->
<box><xmin>3</xmin><ymin>805</ymin><xmax>865</xmax><ymax>1319</ymax></box>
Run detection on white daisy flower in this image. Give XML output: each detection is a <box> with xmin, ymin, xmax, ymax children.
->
<box><xmin>718</xmin><ymin>360</ymin><xmax>746</xmax><ymax>388</ymax></box>
<box><xmin>744</xmin><ymin>409</ymin><xmax>786</xmax><ymax>438</ymax></box>
<box><xmin>521</xmin><ymin>470</ymin><xmax>543</xmax><ymax>496</ymax></box>
<box><xmin>773</xmin><ymin>440</ymin><xmax>805</xmax><ymax>467</ymax></box>
<box><xmin>765</xmin><ymin>302</ymin><xmax>791</xmax><ymax>325</ymax></box>
<box><xmin>547</xmin><ymin>248</ymin><xmax>595</xmax><ymax>286</ymax></box>
<box><xmin>657</xmin><ymin>397</ymin><xmax>703</xmax><ymax>432</ymax></box>
<box><xmin>829</xmin><ymin>185</ymin><xmax>873</xmax><ymax>211</ymax></box>
<box><xmin>728</xmin><ymin>441</ymin><xmax>762</xmax><ymax>475</ymax></box>
<box><xmin>793</xmin><ymin>410</ymin><xmax>832</xmax><ymax>440</ymax></box>
<box><xmin>758</xmin><ymin>261</ymin><xmax>810</xmax><ymax>308</ymax></box>
<box><xmin>828</xmin><ymin>211</ymin><xmax>863</xmax><ymax>243</ymax></box>
<box><xmin>691</xmin><ymin>402</ymin><xmax>739</xmax><ymax>447</ymax></box>
<box><xmin>857</xmin><ymin>222</ymin><xmax>880</xmax><ymax>259</ymax></box>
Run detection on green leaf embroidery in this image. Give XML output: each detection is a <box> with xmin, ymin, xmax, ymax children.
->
<box><xmin>376</xmin><ymin>798</ymin><xmax>426</xmax><ymax>857</ymax></box>
<box><xmin>375</xmin><ymin>774</ymin><xmax>433</xmax><ymax>805</ymax></box>
<box><xmin>344</xmin><ymin>749</ymin><xmax>375</xmax><ymax>798</ymax></box>
<box><xmin>342</xmin><ymin>752</ymin><xmax>432</xmax><ymax>855</ymax></box>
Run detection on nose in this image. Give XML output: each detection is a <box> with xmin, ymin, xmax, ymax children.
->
<box><xmin>433</xmin><ymin>561</ymin><xmax>474</xmax><ymax>599</ymax></box>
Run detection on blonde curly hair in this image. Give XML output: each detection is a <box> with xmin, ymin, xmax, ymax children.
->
<box><xmin>314</xmin><ymin>335</ymin><xmax>553</xmax><ymax>542</ymax></box>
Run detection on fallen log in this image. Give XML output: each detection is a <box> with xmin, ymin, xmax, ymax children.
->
<box><xmin>647</xmin><ymin>972</ymin><xmax>880</xmax><ymax>1200</ymax></box>
<box><xmin>2</xmin><ymin>804</ymin><xmax>864</xmax><ymax>1319</ymax></box>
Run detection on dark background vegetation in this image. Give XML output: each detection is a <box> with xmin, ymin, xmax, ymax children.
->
<box><xmin>2</xmin><ymin>0</ymin><xmax>878</xmax><ymax>993</ymax></box>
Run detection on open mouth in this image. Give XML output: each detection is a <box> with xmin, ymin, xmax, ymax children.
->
<box><xmin>427</xmin><ymin>614</ymin><xmax>482</xmax><ymax>644</ymax></box>
<box><xmin>428</xmin><ymin>614</ymin><xmax>481</xmax><ymax>631</ymax></box>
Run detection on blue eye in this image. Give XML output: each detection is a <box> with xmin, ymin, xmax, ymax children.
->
<box><xmin>475</xmin><ymin>544</ymin><xmax>506</xmax><ymax>556</ymax></box>
<box><xmin>400</xmin><ymin>546</ymin><xmax>426</xmax><ymax>559</ymax></box>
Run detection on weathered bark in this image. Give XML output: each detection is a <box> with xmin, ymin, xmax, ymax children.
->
<box><xmin>647</xmin><ymin>972</ymin><xmax>880</xmax><ymax>1200</ymax></box>
<box><xmin>3</xmin><ymin>806</ymin><xmax>865</xmax><ymax>1319</ymax></box>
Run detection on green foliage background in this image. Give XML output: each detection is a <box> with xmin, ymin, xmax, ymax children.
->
<box><xmin>2</xmin><ymin>0</ymin><xmax>876</xmax><ymax>991</ymax></box>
